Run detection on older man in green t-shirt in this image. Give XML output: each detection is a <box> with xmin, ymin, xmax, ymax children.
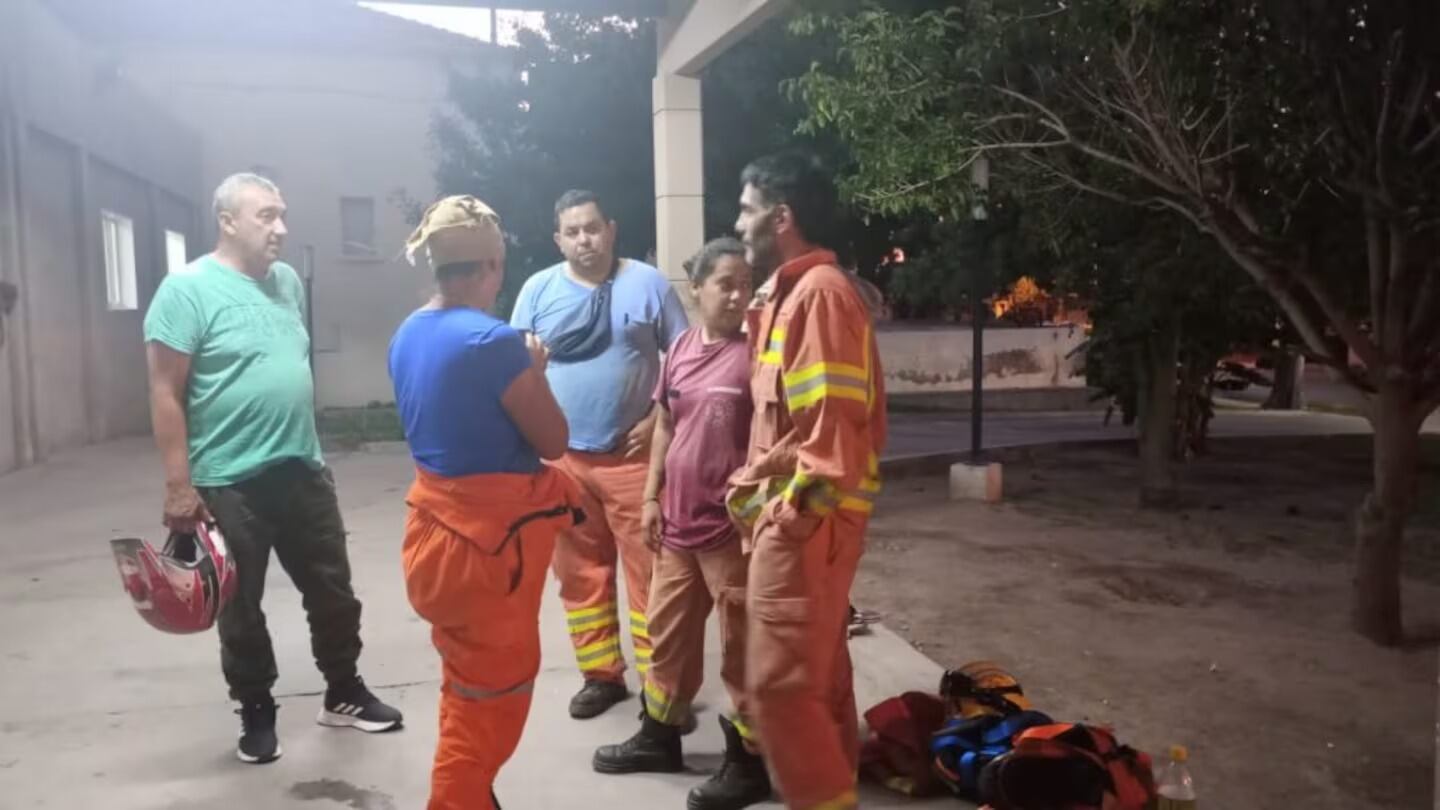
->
<box><xmin>144</xmin><ymin>173</ymin><xmax>401</xmax><ymax>765</ymax></box>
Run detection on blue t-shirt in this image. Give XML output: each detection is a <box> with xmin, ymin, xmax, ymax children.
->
<box><xmin>510</xmin><ymin>259</ymin><xmax>688</xmax><ymax>452</ymax></box>
<box><xmin>388</xmin><ymin>307</ymin><xmax>540</xmax><ymax>477</ymax></box>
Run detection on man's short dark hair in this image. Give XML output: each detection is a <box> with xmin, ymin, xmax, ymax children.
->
<box><xmin>740</xmin><ymin>152</ymin><xmax>838</xmax><ymax>248</ymax></box>
<box><xmin>555</xmin><ymin>189</ymin><xmax>609</xmax><ymax>227</ymax></box>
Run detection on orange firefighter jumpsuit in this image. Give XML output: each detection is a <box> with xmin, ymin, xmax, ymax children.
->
<box><xmin>403</xmin><ymin>466</ymin><xmax>583</xmax><ymax>810</ymax></box>
<box><xmin>551</xmin><ymin>451</ymin><xmax>655</xmax><ymax>682</ymax></box>
<box><xmin>728</xmin><ymin>249</ymin><xmax>887</xmax><ymax>810</ymax></box>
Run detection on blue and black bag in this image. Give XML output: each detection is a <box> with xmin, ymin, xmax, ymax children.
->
<box><xmin>930</xmin><ymin>709</ymin><xmax>1054</xmax><ymax>800</ymax></box>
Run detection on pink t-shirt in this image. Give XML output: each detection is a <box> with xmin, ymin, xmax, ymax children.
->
<box><xmin>654</xmin><ymin>327</ymin><xmax>753</xmax><ymax>551</ymax></box>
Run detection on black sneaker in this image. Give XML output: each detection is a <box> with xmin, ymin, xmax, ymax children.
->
<box><xmin>317</xmin><ymin>676</ymin><xmax>404</xmax><ymax>733</ymax></box>
<box><xmin>568</xmin><ymin>679</ymin><xmax>630</xmax><ymax>719</ymax></box>
<box><xmin>236</xmin><ymin>700</ymin><xmax>281</xmax><ymax>764</ymax></box>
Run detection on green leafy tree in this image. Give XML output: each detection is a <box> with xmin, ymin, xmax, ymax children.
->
<box><xmin>787</xmin><ymin>3</ymin><xmax>1272</xmax><ymax>507</ymax></box>
<box><xmin>433</xmin><ymin>15</ymin><xmax>657</xmax><ymax>315</ymax></box>
<box><xmin>701</xmin><ymin>16</ymin><xmax>909</xmax><ymax>276</ymax></box>
<box><xmin>787</xmin><ymin>0</ymin><xmax>1440</xmax><ymax>644</ymax></box>
<box><xmin>432</xmin><ymin>13</ymin><xmax>907</xmax><ymax>316</ymax></box>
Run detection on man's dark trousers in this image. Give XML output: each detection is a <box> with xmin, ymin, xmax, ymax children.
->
<box><xmin>200</xmin><ymin>459</ymin><xmax>362</xmax><ymax>701</ymax></box>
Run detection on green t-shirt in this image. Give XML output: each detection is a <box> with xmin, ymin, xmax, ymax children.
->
<box><xmin>143</xmin><ymin>255</ymin><xmax>323</xmax><ymax>486</ymax></box>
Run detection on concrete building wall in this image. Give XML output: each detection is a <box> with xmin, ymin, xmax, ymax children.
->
<box><xmin>0</xmin><ymin>113</ymin><xmax>19</xmax><ymax>474</ymax></box>
<box><xmin>878</xmin><ymin>324</ymin><xmax>1088</xmax><ymax>394</ymax></box>
<box><xmin>89</xmin><ymin>159</ymin><xmax>175</xmax><ymax>439</ymax></box>
<box><xmin>18</xmin><ymin>1</ymin><xmax>200</xmax><ymax>200</ymax></box>
<box><xmin>0</xmin><ymin>0</ymin><xmax>204</xmax><ymax>472</ymax></box>
<box><xmin>21</xmin><ymin>131</ymin><xmax>88</xmax><ymax>455</ymax></box>
<box><xmin>119</xmin><ymin>48</ymin><xmax>490</xmax><ymax>408</ymax></box>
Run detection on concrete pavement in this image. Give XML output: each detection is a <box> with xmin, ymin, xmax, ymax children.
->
<box><xmin>0</xmin><ymin>406</ymin><xmax>1403</xmax><ymax>808</ymax></box>
<box><xmin>0</xmin><ymin>439</ymin><xmax>952</xmax><ymax>810</ymax></box>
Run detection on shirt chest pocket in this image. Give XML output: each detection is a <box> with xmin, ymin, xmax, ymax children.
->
<box><xmin>622</xmin><ymin>315</ymin><xmax>658</xmax><ymax>356</ymax></box>
<box><xmin>749</xmin><ymin>360</ymin><xmax>784</xmax><ymax>454</ymax></box>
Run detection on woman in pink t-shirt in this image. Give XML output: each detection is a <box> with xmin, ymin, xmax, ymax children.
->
<box><xmin>592</xmin><ymin>237</ymin><xmax>772</xmax><ymax>809</ymax></box>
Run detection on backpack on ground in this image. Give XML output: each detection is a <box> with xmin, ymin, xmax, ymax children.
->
<box><xmin>858</xmin><ymin>691</ymin><xmax>950</xmax><ymax>796</ymax></box>
<box><xmin>930</xmin><ymin>709</ymin><xmax>1055</xmax><ymax>800</ymax></box>
<box><xmin>979</xmin><ymin>723</ymin><xmax>1158</xmax><ymax>810</ymax></box>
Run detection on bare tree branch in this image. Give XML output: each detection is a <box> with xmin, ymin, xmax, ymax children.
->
<box><xmin>1298</xmin><ymin>261</ymin><xmax>1383</xmax><ymax>373</ymax></box>
<box><xmin>853</xmin><ymin>139</ymin><xmax>1062</xmax><ymax>206</ymax></box>
<box><xmin>1381</xmin><ymin>222</ymin><xmax>1415</xmax><ymax>359</ymax></box>
<box><xmin>1413</xmin><ymin>123</ymin><xmax>1440</xmax><ymax>157</ymax></box>
<box><xmin>1375</xmin><ymin>34</ymin><xmax>1400</xmax><ymax>168</ymax></box>
<box><xmin>1398</xmin><ymin>65</ymin><xmax>1429</xmax><ymax>138</ymax></box>
<box><xmin>1367</xmin><ymin>204</ymin><xmax>1387</xmax><ymax>341</ymax></box>
<box><xmin>982</xmin><ymin>19</ymin><xmax>1396</xmax><ymax>391</ymax></box>
<box><xmin>1197</xmin><ymin>95</ymin><xmax>1235</xmax><ymax>160</ymax></box>
<box><xmin>1018</xmin><ymin>152</ymin><xmax>1179</xmax><ymax>214</ymax></box>
<box><xmin>991</xmin><ymin>85</ymin><xmax>1195</xmax><ymax>200</ymax></box>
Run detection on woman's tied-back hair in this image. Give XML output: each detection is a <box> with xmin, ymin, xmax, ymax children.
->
<box><xmin>683</xmin><ymin>237</ymin><xmax>747</xmax><ymax>286</ymax></box>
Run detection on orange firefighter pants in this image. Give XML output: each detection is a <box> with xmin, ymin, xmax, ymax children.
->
<box><xmin>402</xmin><ymin>507</ymin><xmax>559</xmax><ymax>810</ymax></box>
<box><xmin>747</xmin><ymin>508</ymin><xmax>866</xmax><ymax>810</ymax></box>
<box><xmin>551</xmin><ymin>450</ymin><xmax>655</xmax><ymax>683</ymax></box>
<box><xmin>642</xmin><ymin>539</ymin><xmax>752</xmax><ymax>737</ymax></box>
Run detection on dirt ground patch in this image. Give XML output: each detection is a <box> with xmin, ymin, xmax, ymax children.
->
<box><xmin>857</xmin><ymin>435</ymin><xmax>1439</xmax><ymax>810</ymax></box>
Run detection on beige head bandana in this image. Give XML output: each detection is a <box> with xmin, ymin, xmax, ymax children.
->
<box><xmin>404</xmin><ymin>195</ymin><xmax>505</xmax><ymax>268</ymax></box>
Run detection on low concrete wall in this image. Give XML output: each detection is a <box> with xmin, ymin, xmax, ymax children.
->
<box><xmin>878</xmin><ymin>324</ymin><xmax>1087</xmax><ymax>394</ymax></box>
<box><xmin>888</xmin><ymin>387</ymin><xmax>1100</xmax><ymax>413</ymax></box>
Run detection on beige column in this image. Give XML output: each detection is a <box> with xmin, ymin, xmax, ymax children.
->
<box><xmin>652</xmin><ymin>72</ymin><xmax>704</xmax><ymax>306</ymax></box>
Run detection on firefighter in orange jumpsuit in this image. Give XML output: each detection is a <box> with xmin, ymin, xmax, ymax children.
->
<box><xmin>389</xmin><ymin>196</ymin><xmax>582</xmax><ymax>810</ymax></box>
<box><xmin>509</xmin><ymin>191</ymin><xmax>690</xmax><ymax>719</ymax></box>
<box><xmin>728</xmin><ymin>152</ymin><xmax>887</xmax><ymax>810</ymax></box>
<box><xmin>591</xmin><ymin>237</ymin><xmax>773</xmax><ymax>810</ymax></box>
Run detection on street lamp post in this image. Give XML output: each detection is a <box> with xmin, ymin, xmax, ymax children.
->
<box><xmin>947</xmin><ymin>155</ymin><xmax>1003</xmax><ymax>503</ymax></box>
<box><xmin>970</xmin><ymin>156</ymin><xmax>990</xmax><ymax>460</ymax></box>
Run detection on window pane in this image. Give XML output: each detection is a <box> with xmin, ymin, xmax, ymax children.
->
<box><xmin>165</xmin><ymin>230</ymin><xmax>188</xmax><ymax>275</ymax></box>
<box><xmin>340</xmin><ymin>197</ymin><xmax>376</xmax><ymax>257</ymax></box>
<box><xmin>101</xmin><ymin>210</ymin><xmax>138</xmax><ymax>311</ymax></box>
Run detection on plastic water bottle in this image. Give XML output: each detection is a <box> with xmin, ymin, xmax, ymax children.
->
<box><xmin>1156</xmin><ymin>745</ymin><xmax>1197</xmax><ymax>809</ymax></box>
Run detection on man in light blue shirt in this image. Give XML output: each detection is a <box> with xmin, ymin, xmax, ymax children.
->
<box><xmin>511</xmin><ymin>190</ymin><xmax>688</xmax><ymax>719</ymax></box>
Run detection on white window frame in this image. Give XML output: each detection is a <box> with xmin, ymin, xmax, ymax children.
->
<box><xmin>101</xmin><ymin>210</ymin><xmax>138</xmax><ymax>311</ymax></box>
<box><xmin>164</xmin><ymin>229</ymin><xmax>188</xmax><ymax>275</ymax></box>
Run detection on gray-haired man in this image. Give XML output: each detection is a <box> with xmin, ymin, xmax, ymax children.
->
<box><xmin>143</xmin><ymin>173</ymin><xmax>401</xmax><ymax>765</ymax></box>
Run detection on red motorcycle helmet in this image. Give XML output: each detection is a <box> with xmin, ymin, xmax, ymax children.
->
<box><xmin>110</xmin><ymin>523</ymin><xmax>238</xmax><ymax>634</ymax></box>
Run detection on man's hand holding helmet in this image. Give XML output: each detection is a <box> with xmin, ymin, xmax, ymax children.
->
<box><xmin>164</xmin><ymin>481</ymin><xmax>213</xmax><ymax>533</ymax></box>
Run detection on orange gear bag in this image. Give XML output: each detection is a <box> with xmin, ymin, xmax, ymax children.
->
<box><xmin>978</xmin><ymin>723</ymin><xmax>1158</xmax><ymax>810</ymax></box>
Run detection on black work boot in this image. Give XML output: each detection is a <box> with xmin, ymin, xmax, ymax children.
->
<box><xmin>569</xmin><ymin>678</ymin><xmax>629</xmax><ymax>719</ymax></box>
<box><xmin>592</xmin><ymin>712</ymin><xmax>684</xmax><ymax>774</ymax></box>
<box><xmin>686</xmin><ymin>716</ymin><xmax>772</xmax><ymax>810</ymax></box>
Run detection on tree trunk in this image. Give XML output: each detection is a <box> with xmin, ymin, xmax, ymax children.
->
<box><xmin>1136</xmin><ymin>318</ymin><xmax>1181</xmax><ymax>509</ymax></box>
<box><xmin>1352</xmin><ymin>383</ymin><xmax>1421</xmax><ymax>646</ymax></box>
<box><xmin>1173</xmin><ymin>356</ymin><xmax>1216</xmax><ymax>460</ymax></box>
<box><xmin>1264</xmin><ymin>348</ymin><xmax>1306</xmax><ymax>410</ymax></box>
